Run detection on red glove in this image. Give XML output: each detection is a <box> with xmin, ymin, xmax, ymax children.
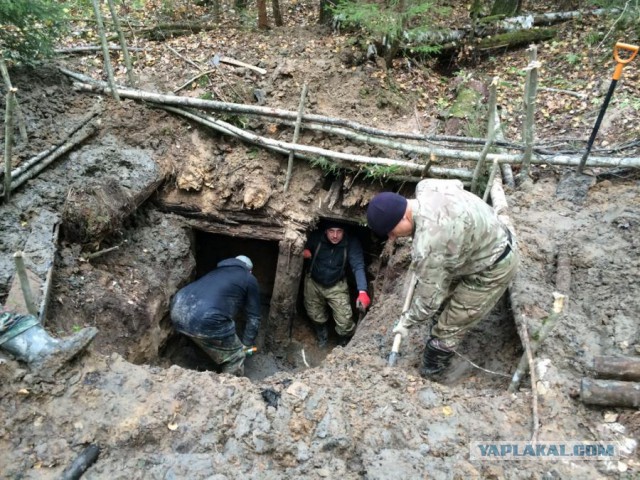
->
<box><xmin>303</xmin><ymin>249</ymin><xmax>312</xmax><ymax>259</ymax></box>
<box><xmin>356</xmin><ymin>291</ymin><xmax>371</xmax><ymax>310</ymax></box>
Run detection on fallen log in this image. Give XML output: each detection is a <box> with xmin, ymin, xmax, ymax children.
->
<box><xmin>477</xmin><ymin>28</ymin><xmax>556</xmax><ymax>51</ymax></box>
<box><xmin>593</xmin><ymin>356</ymin><xmax>640</xmax><ymax>382</ymax></box>
<box><xmin>218</xmin><ymin>56</ymin><xmax>266</xmax><ymax>75</ymax></box>
<box><xmin>406</xmin><ymin>8</ymin><xmax>617</xmax><ymax>46</ymax></box>
<box><xmin>55</xmin><ymin>46</ymin><xmax>144</xmax><ymax>54</ymax></box>
<box><xmin>508</xmin><ymin>292</ymin><xmax>565</xmax><ymax>394</ymax></box>
<box><xmin>1</xmin><ymin>124</ymin><xmax>98</xmax><ymax>198</ymax></box>
<box><xmin>580</xmin><ymin>378</ymin><xmax>640</xmax><ymax>408</ymax></box>
<box><xmin>4</xmin><ymin>106</ymin><xmax>101</xmax><ymax>181</ymax></box>
<box><xmin>63</xmin><ymin>73</ymin><xmax>640</xmax><ymax>169</ymax></box>
<box><xmin>135</xmin><ymin>22</ymin><xmax>215</xmax><ymax>40</ymax></box>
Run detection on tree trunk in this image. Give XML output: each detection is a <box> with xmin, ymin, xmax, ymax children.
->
<box><xmin>272</xmin><ymin>0</ymin><xmax>283</xmax><ymax>26</ymax></box>
<box><xmin>257</xmin><ymin>0</ymin><xmax>269</xmax><ymax>29</ymax></box>
<box><xmin>318</xmin><ymin>0</ymin><xmax>333</xmax><ymax>25</ymax></box>
<box><xmin>491</xmin><ymin>0</ymin><xmax>521</xmax><ymax>16</ymax></box>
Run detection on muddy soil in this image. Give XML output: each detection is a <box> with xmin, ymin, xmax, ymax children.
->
<box><xmin>1</xmin><ymin>6</ymin><xmax>640</xmax><ymax>479</ymax></box>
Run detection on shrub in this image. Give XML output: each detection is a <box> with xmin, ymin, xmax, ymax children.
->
<box><xmin>0</xmin><ymin>0</ymin><xmax>68</xmax><ymax>63</ymax></box>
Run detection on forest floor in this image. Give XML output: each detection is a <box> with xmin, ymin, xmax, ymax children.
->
<box><xmin>1</xmin><ymin>1</ymin><xmax>639</xmax><ymax>478</ymax></box>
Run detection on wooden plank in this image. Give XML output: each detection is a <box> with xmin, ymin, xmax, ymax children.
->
<box><xmin>4</xmin><ymin>268</ymin><xmax>41</xmax><ymax>315</ymax></box>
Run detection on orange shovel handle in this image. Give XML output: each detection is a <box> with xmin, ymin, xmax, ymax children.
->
<box><xmin>612</xmin><ymin>42</ymin><xmax>639</xmax><ymax>80</ymax></box>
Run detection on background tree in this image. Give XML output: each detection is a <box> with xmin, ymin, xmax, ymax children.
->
<box><xmin>0</xmin><ymin>0</ymin><xmax>67</xmax><ymax>62</ymax></box>
<box><xmin>332</xmin><ymin>0</ymin><xmax>441</xmax><ymax>69</ymax></box>
<box><xmin>272</xmin><ymin>0</ymin><xmax>283</xmax><ymax>26</ymax></box>
<box><xmin>258</xmin><ymin>0</ymin><xmax>269</xmax><ymax>28</ymax></box>
<box><xmin>490</xmin><ymin>0</ymin><xmax>521</xmax><ymax>16</ymax></box>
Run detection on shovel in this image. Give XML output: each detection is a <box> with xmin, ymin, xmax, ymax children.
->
<box><xmin>556</xmin><ymin>42</ymin><xmax>639</xmax><ymax>203</ymax></box>
<box><xmin>388</xmin><ymin>273</ymin><xmax>417</xmax><ymax>366</ymax></box>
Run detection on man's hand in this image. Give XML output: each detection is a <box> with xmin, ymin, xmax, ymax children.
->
<box><xmin>356</xmin><ymin>291</ymin><xmax>371</xmax><ymax>311</ymax></box>
<box><xmin>303</xmin><ymin>248</ymin><xmax>312</xmax><ymax>259</ymax></box>
<box><xmin>242</xmin><ymin>344</ymin><xmax>257</xmax><ymax>356</ymax></box>
<box><xmin>392</xmin><ymin>319</ymin><xmax>410</xmax><ymax>339</ymax></box>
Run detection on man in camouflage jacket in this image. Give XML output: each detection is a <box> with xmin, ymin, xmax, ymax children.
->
<box><xmin>366</xmin><ymin>179</ymin><xmax>519</xmax><ymax>378</ymax></box>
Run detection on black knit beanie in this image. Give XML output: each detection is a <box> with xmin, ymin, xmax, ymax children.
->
<box><xmin>366</xmin><ymin>192</ymin><xmax>407</xmax><ymax>237</ymax></box>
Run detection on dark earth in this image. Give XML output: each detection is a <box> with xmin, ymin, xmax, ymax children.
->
<box><xmin>1</xmin><ymin>1</ymin><xmax>639</xmax><ymax>478</ymax></box>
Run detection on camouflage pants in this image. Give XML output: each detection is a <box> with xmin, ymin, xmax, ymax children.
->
<box><xmin>304</xmin><ymin>276</ymin><xmax>354</xmax><ymax>336</ymax></box>
<box><xmin>431</xmin><ymin>248</ymin><xmax>519</xmax><ymax>349</ymax></box>
<box><xmin>191</xmin><ymin>334</ymin><xmax>245</xmax><ymax>376</ymax></box>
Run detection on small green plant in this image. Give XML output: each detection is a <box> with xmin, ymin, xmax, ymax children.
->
<box><xmin>363</xmin><ymin>164</ymin><xmax>403</xmax><ymax>180</ymax></box>
<box><xmin>435</xmin><ymin>97</ymin><xmax>449</xmax><ymax>110</ymax></box>
<box><xmin>585</xmin><ymin>31</ymin><xmax>602</xmax><ymax>46</ymax></box>
<box><xmin>197</xmin><ymin>75</ymin><xmax>210</xmax><ymax>88</ymax></box>
<box><xmin>565</xmin><ymin>53</ymin><xmax>582</xmax><ymax>65</ymax></box>
<box><xmin>332</xmin><ymin>0</ymin><xmax>440</xmax><ymax>69</ymax></box>
<box><xmin>310</xmin><ymin>157</ymin><xmax>341</xmax><ymax>177</ymax></box>
<box><xmin>199</xmin><ymin>92</ymin><xmax>214</xmax><ymax>100</ymax></box>
<box><xmin>72</xmin><ymin>325</ymin><xmax>83</xmax><ymax>333</ymax></box>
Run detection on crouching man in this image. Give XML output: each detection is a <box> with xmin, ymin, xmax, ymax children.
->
<box><xmin>170</xmin><ymin>255</ymin><xmax>261</xmax><ymax>376</ymax></box>
<box><xmin>0</xmin><ymin>307</ymin><xmax>97</xmax><ymax>371</ymax></box>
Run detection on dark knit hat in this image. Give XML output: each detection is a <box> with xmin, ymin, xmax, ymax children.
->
<box><xmin>367</xmin><ymin>192</ymin><xmax>407</xmax><ymax>237</ymax></box>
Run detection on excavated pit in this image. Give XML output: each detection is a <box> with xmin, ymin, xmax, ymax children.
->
<box><xmin>153</xmin><ymin>216</ymin><xmax>522</xmax><ymax>388</ymax></box>
<box><xmin>158</xmin><ymin>219</ymin><xmax>392</xmax><ymax>382</ymax></box>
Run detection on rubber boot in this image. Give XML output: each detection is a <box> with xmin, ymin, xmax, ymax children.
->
<box><xmin>2</xmin><ymin>323</ymin><xmax>98</xmax><ymax>370</ymax></box>
<box><xmin>313</xmin><ymin>322</ymin><xmax>329</xmax><ymax>348</ymax></box>
<box><xmin>420</xmin><ymin>338</ymin><xmax>454</xmax><ymax>378</ymax></box>
<box><xmin>221</xmin><ymin>356</ymin><xmax>245</xmax><ymax>377</ymax></box>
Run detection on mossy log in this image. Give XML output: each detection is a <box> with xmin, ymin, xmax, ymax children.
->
<box><xmin>444</xmin><ymin>78</ymin><xmax>487</xmax><ymax>137</ymax></box>
<box><xmin>477</xmin><ymin>28</ymin><xmax>556</xmax><ymax>51</ymax></box>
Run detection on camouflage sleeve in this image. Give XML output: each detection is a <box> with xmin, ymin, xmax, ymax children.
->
<box><xmin>398</xmin><ymin>190</ymin><xmax>462</xmax><ymax>327</ymax></box>
<box><xmin>399</xmin><ymin>260</ymin><xmax>453</xmax><ymax>328</ymax></box>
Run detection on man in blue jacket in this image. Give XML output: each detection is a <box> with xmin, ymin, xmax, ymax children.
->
<box><xmin>170</xmin><ymin>255</ymin><xmax>261</xmax><ymax>376</ymax></box>
<box><xmin>303</xmin><ymin>222</ymin><xmax>371</xmax><ymax>347</ymax></box>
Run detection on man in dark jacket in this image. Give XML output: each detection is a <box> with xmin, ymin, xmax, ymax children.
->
<box><xmin>170</xmin><ymin>255</ymin><xmax>261</xmax><ymax>376</ymax></box>
<box><xmin>303</xmin><ymin>223</ymin><xmax>371</xmax><ymax>347</ymax></box>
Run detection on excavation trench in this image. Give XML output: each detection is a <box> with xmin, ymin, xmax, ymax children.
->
<box><xmin>157</xmin><ymin>218</ymin><xmax>387</xmax><ymax>383</ymax></box>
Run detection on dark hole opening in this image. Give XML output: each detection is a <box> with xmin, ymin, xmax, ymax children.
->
<box><xmin>293</xmin><ymin>218</ymin><xmax>383</xmax><ymax>353</ymax></box>
<box><xmin>160</xmin><ymin>230</ymin><xmax>286</xmax><ymax>381</ymax></box>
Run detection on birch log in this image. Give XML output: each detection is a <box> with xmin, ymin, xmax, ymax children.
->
<box><xmin>63</xmin><ymin>70</ymin><xmax>640</xmax><ymax>168</ymax></box>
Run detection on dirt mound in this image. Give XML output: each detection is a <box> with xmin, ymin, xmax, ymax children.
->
<box><xmin>1</xmin><ymin>5</ymin><xmax>640</xmax><ymax>478</ymax></box>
